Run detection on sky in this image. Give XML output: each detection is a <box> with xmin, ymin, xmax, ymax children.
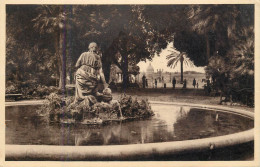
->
<box><xmin>137</xmin><ymin>42</ymin><xmax>206</xmax><ymax>74</ymax></box>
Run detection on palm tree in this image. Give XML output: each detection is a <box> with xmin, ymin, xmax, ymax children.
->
<box><xmin>187</xmin><ymin>5</ymin><xmax>239</xmax><ymax>62</ymax></box>
<box><xmin>166</xmin><ymin>47</ymin><xmax>194</xmax><ymax>83</ymax></box>
<box><xmin>32</xmin><ymin>5</ymin><xmax>73</xmax><ymax>90</ymax></box>
<box><xmin>227</xmin><ymin>26</ymin><xmax>254</xmax><ymax>83</ymax></box>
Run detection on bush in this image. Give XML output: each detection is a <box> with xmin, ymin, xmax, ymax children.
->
<box><xmin>119</xmin><ymin>94</ymin><xmax>154</xmax><ymax>118</ymax></box>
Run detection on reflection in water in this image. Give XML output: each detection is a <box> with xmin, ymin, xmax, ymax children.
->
<box><xmin>75</xmin><ymin>130</ymin><xmax>91</xmax><ymax>146</ymax></box>
<box><xmin>5</xmin><ymin>105</ymin><xmax>254</xmax><ymax>146</ymax></box>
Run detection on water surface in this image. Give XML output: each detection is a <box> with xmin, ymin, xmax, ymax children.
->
<box><xmin>5</xmin><ymin>104</ymin><xmax>254</xmax><ymax>146</ymax></box>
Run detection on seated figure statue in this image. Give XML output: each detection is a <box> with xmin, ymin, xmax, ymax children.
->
<box><xmin>38</xmin><ymin>43</ymin><xmax>153</xmax><ymax>124</ymax></box>
<box><xmin>74</xmin><ymin>42</ymin><xmax>110</xmax><ymax>106</ymax></box>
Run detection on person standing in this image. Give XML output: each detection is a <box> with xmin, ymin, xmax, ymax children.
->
<box><xmin>142</xmin><ymin>75</ymin><xmax>146</xmax><ymax>88</ymax></box>
<box><xmin>172</xmin><ymin>77</ymin><xmax>176</xmax><ymax>89</ymax></box>
<box><xmin>145</xmin><ymin>79</ymin><xmax>148</xmax><ymax>88</ymax></box>
<box><xmin>155</xmin><ymin>79</ymin><xmax>157</xmax><ymax>88</ymax></box>
<box><xmin>183</xmin><ymin>79</ymin><xmax>187</xmax><ymax>89</ymax></box>
<box><xmin>206</xmin><ymin>78</ymin><xmax>211</xmax><ymax>94</ymax></box>
<box><xmin>193</xmin><ymin>78</ymin><xmax>196</xmax><ymax>88</ymax></box>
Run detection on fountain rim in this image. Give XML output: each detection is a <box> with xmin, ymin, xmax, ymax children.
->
<box><xmin>5</xmin><ymin>100</ymin><xmax>254</xmax><ymax>160</ymax></box>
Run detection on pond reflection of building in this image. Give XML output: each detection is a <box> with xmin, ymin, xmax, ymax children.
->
<box><xmin>154</xmin><ymin>106</ymin><xmax>190</xmax><ymax>141</ymax></box>
<box><xmin>151</xmin><ymin>105</ymin><xmax>190</xmax><ymax>131</ymax></box>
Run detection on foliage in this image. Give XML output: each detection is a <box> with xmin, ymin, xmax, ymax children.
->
<box><xmin>166</xmin><ymin>46</ymin><xmax>194</xmax><ymax>82</ymax></box>
<box><xmin>6</xmin><ymin>84</ymin><xmax>18</xmax><ymax>94</ymax></box>
<box><xmin>6</xmin><ymin>5</ymin><xmax>170</xmax><ymax>90</ymax></box>
<box><xmin>6</xmin><ymin>5</ymin><xmax>254</xmax><ymax>106</ymax></box>
<box><xmin>32</xmin><ymin>5</ymin><xmax>76</xmax><ymax>89</ymax></box>
<box><xmin>205</xmin><ymin>26</ymin><xmax>254</xmax><ymax>106</ymax></box>
<box><xmin>119</xmin><ymin>94</ymin><xmax>154</xmax><ymax>118</ymax></box>
<box><xmin>166</xmin><ymin>48</ymin><xmax>194</xmax><ymax>69</ymax></box>
<box><xmin>188</xmin><ymin>5</ymin><xmax>254</xmax><ymax>106</ymax></box>
<box><xmin>37</xmin><ymin>93</ymin><xmax>62</xmax><ymax>121</ymax></box>
<box><xmin>6</xmin><ymin>5</ymin><xmax>58</xmax><ymax>90</ymax></box>
<box><xmin>37</xmin><ymin>93</ymin><xmax>154</xmax><ymax>124</ymax></box>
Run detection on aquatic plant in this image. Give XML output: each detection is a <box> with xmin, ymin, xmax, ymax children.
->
<box><xmin>37</xmin><ymin>93</ymin><xmax>154</xmax><ymax>124</ymax></box>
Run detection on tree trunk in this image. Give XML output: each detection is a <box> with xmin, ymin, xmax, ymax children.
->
<box><xmin>180</xmin><ymin>55</ymin><xmax>184</xmax><ymax>83</ymax></box>
<box><xmin>121</xmin><ymin>52</ymin><xmax>129</xmax><ymax>89</ymax></box>
<box><xmin>54</xmin><ymin>33</ymin><xmax>61</xmax><ymax>88</ymax></box>
<box><xmin>102</xmin><ymin>61</ymin><xmax>111</xmax><ymax>84</ymax></box>
<box><xmin>117</xmin><ymin>31</ymin><xmax>129</xmax><ymax>89</ymax></box>
<box><xmin>206</xmin><ymin>33</ymin><xmax>210</xmax><ymax>64</ymax></box>
<box><xmin>59</xmin><ymin>29</ymin><xmax>66</xmax><ymax>92</ymax></box>
<box><xmin>102</xmin><ymin>48</ymin><xmax>113</xmax><ymax>83</ymax></box>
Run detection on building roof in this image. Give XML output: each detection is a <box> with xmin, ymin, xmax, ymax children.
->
<box><xmin>146</xmin><ymin>63</ymin><xmax>154</xmax><ymax>72</ymax></box>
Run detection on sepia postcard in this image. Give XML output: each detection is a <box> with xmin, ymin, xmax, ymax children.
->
<box><xmin>1</xmin><ymin>0</ymin><xmax>260</xmax><ymax>167</ymax></box>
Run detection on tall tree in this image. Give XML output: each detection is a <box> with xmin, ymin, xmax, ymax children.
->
<box><xmin>32</xmin><ymin>5</ymin><xmax>74</xmax><ymax>91</ymax></box>
<box><xmin>166</xmin><ymin>46</ymin><xmax>194</xmax><ymax>83</ymax></box>
<box><xmin>187</xmin><ymin>5</ymin><xmax>240</xmax><ymax>62</ymax></box>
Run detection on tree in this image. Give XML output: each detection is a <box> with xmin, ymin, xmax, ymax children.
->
<box><xmin>140</xmin><ymin>5</ymin><xmax>209</xmax><ymax>66</ymax></box>
<box><xmin>166</xmin><ymin>46</ymin><xmax>194</xmax><ymax>83</ymax></box>
<box><xmin>112</xmin><ymin>5</ymin><xmax>170</xmax><ymax>87</ymax></box>
<box><xmin>6</xmin><ymin>5</ymin><xmax>56</xmax><ymax>88</ymax></box>
<box><xmin>6</xmin><ymin>4</ymin><xmax>254</xmax><ymax>99</ymax></box>
<box><xmin>187</xmin><ymin>5</ymin><xmax>239</xmax><ymax>62</ymax></box>
<box><xmin>32</xmin><ymin>5</ymin><xmax>74</xmax><ymax>91</ymax></box>
<box><xmin>207</xmin><ymin>26</ymin><xmax>254</xmax><ymax>89</ymax></box>
<box><xmin>74</xmin><ymin>5</ymin><xmax>163</xmax><ymax>88</ymax></box>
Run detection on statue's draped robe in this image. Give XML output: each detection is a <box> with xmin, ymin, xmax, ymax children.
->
<box><xmin>74</xmin><ymin>51</ymin><xmax>102</xmax><ymax>105</ymax></box>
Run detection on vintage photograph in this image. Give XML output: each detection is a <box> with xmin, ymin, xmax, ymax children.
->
<box><xmin>4</xmin><ymin>4</ymin><xmax>255</xmax><ymax>162</ymax></box>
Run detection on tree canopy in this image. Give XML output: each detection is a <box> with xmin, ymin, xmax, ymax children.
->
<box><xmin>6</xmin><ymin>4</ymin><xmax>254</xmax><ymax>95</ymax></box>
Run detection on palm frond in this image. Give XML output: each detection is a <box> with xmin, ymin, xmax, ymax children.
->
<box><xmin>166</xmin><ymin>52</ymin><xmax>179</xmax><ymax>59</ymax></box>
<box><xmin>167</xmin><ymin>56</ymin><xmax>181</xmax><ymax>69</ymax></box>
<box><xmin>183</xmin><ymin>59</ymin><xmax>194</xmax><ymax>67</ymax></box>
<box><xmin>171</xmin><ymin>61</ymin><xmax>179</xmax><ymax>69</ymax></box>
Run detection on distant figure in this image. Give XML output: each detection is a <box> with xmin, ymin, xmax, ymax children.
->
<box><xmin>155</xmin><ymin>79</ymin><xmax>157</xmax><ymax>88</ymax></box>
<box><xmin>172</xmin><ymin>77</ymin><xmax>176</xmax><ymax>89</ymax></box>
<box><xmin>183</xmin><ymin>79</ymin><xmax>187</xmax><ymax>89</ymax></box>
<box><xmin>193</xmin><ymin>78</ymin><xmax>196</xmax><ymax>88</ymax></box>
<box><xmin>206</xmin><ymin>78</ymin><xmax>211</xmax><ymax>94</ymax></box>
<box><xmin>207</xmin><ymin>79</ymin><xmax>210</xmax><ymax>87</ymax></box>
<box><xmin>142</xmin><ymin>75</ymin><xmax>146</xmax><ymax>88</ymax></box>
<box><xmin>145</xmin><ymin>79</ymin><xmax>148</xmax><ymax>88</ymax></box>
<box><xmin>196</xmin><ymin>82</ymin><xmax>199</xmax><ymax>89</ymax></box>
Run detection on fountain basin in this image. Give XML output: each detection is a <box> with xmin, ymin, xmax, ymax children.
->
<box><xmin>5</xmin><ymin>101</ymin><xmax>254</xmax><ymax>161</ymax></box>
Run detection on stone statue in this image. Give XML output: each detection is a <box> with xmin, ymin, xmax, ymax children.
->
<box><xmin>74</xmin><ymin>42</ymin><xmax>111</xmax><ymax>106</ymax></box>
<box><xmin>39</xmin><ymin>42</ymin><xmax>153</xmax><ymax>125</ymax></box>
